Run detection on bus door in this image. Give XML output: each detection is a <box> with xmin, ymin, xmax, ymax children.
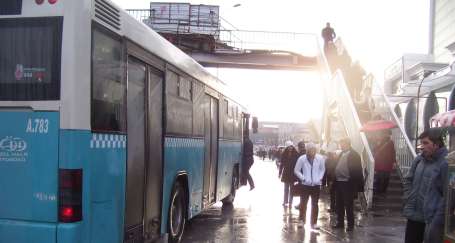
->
<box><xmin>202</xmin><ymin>95</ymin><xmax>219</xmax><ymax>207</ymax></box>
<box><xmin>124</xmin><ymin>56</ymin><xmax>163</xmax><ymax>242</ymax></box>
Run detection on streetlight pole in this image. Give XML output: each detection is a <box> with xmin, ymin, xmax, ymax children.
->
<box><xmin>414</xmin><ymin>70</ymin><xmax>435</xmax><ymax>150</ymax></box>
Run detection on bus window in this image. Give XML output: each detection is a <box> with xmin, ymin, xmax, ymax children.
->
<box><xmin>0</xmin><ymin>17</ymin><xmax>62</xmax><ymax>100</ymax></box>
<box><xmin>91</xmin><ymin>27</ymin><xmax>125</xmax><ymax>132</ymax></box>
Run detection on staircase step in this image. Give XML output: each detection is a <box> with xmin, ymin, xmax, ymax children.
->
<box><xmin>388</xmin><ymin>181</ymin><xmax>402</xmax><ymax>187</ymax></box>
<box><xmin>374</xmin><ymin>196</ymin><xmax>403</xmax><ymax>204</ymax></box>
<box><xmin>373</xmin><ymin>194</ymin><xmax>402</xmax><ymax>200</ymax></box>
<box><xmin>387</xmin><ymin>187</ymin><xmax>403</xmax><ymax>192</ymax></box>
<box><xmin>373</xmin><ymin>202</ymin><xmax>402</xmax><ymax>211</ymax></box>
<box><xmin>389</xmin><ymin>177</ymin><xmax>402</xmax><ymax>182</ymax></box>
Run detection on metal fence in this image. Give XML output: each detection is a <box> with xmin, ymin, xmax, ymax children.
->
<box><xmin>217</xmin><ymin>29</ymin><xmax>318</xmax><ymax>55</ymax></box>
<box><xmin>329</xmin><ymin>38</ymin><xmax>416</xmax><ymax>182</ymax></box>
<box><xmin>125</xmin><ymin>9</ymin><xmax>319</xmax><ymax>55</ymax></box>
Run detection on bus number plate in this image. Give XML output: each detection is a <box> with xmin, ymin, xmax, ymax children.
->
<box><xmin>26</xmin><ymin>118</ymin><xmax>49</xmax><ymax>134</ymax></box>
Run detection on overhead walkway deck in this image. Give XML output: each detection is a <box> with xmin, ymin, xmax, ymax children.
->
<box><xmin>189</xmin><ymin>50</ymin><xmax>317</xmax><ymax>70</ymax></box>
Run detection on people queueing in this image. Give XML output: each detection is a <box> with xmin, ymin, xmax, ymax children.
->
<box><xmin>373</xmin><ymin>130</ymin><xmax>396</xmax><ymax>194</ymax></box>
<box><xmin>279</xmin><ymin>141</ymin><xmax>299</xmax><ymax>207</ymax></box>
<box><xmin>294</xmin><ymin>143</ymin><xmax>326</xmax><ymax>229</ymax></box>
<box><xmin>321</xmin><ymin>22</ymin><xmax>336</xmax><ymax>52</ymax></box>
<box><xmin>345</xmin><ymin>61</ymin><xmax>366</xmax><ymax>101</ymax></box>
<box><xmin>242</xmin><ymin>136</ymin><xmax>255</xmax><ymax>191</ymax></box>
<box><xmin>403</xmin><ymin>128</ymin><xmax>448</xmax><ymax>243</ymax></box>
<box><xmin>332</xmin><ymin>138</ymin><xmax>364</xmax><ymax>231</ymax></box>
<box><xmin>294</xmin><ymin>140</ymin><xmax>307</xmax><ymax>210</ymax></box>
<box><xmin>355</xmin><ymin>86</ymin><xmax>375</xmax><ymax>124</ymax></box>
<box><xmin>324</xmin><ymin>144</ymin><xmax>339</xmax><ymax>213</ymax></box>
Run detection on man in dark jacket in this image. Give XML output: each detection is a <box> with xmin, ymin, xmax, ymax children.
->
<box><xmin>294</xmin><ymin>140</ymin><xmax>307</xmax><ymax>210</ymax></box>
<box><xmin>321</xmin><ymin>22</ymin><xmax>336</xmax><ymax>51</ymax></box>
<box><xmin>242</xmin><ymin>137</ymin><xmax>255</xmax><ymax>190</ymax></box>
<box><xmin>297</xmin><ymin>141</ymin><xmax>306</xmax><ymax>156</ymax></box>
<box><xmin>279</xmin><ymin>142</ymin><xmax>299</xmax><ymax>207</ymax></box>
<box><xmin>403</xmin><ymin>128</ymin><xmax>448</xmax><ymax>243</ymax></box>
<box><xmin>332</xmin><ymin>138</ymin><xmax>364</xmax><ymax>231</ymax></box>
<box><xmin>325</xmin><ymin>150</ymin><xmax>339</xmax><ymax>212</ymax></box>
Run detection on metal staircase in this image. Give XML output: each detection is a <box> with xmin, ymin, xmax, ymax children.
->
<box><xmin>319</xmin><ymin>38</ymin><xmax>417</xmax><ymax>210</ymax></box>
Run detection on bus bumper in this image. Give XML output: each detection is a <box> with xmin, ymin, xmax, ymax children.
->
<box><xmin>0</xmin><ymin>219</ymin><xmax>56</xmax><ymax>243</ymax></box>
<box><xmin>57</xmin><ymin>222</ymin><xmax>83</xmax><ymax>243</ymax></box>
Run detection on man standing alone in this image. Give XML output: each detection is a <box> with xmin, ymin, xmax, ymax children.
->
<box><xmin>403</xmin><ymin>128</ymin><xmax>448</xmax><ymax>243</ymax></box>
<box><xmin>294</xmin><ymin>143</ymin><xmax>326</xmax><ymax>229</ymax></box>
<box><xmin>322</xmin><ymin>22</ymin><xmax>336</xmax><ymax>51</ymax></box>
<box><xmin>332</xmin><ymin>138</ymin><xmax>364</xmax><ymax>231</ymax></box>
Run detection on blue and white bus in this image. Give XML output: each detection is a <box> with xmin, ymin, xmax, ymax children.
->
<box><xmin>0</xmin><ymin>0</ymin><xmax>255</xmax><ymax>242</ymax></box>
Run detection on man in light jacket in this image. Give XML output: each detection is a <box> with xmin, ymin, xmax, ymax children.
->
<box><xmin>294</xmin><ymin>142</ymin><xmax>326</xmax><ymax>229</ymax></box>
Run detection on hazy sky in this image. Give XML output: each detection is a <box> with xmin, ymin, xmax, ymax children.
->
<box><xmin>112</xmin><ymin>0</ymin><xmax>429</xmax><ymax>123</ymax></box>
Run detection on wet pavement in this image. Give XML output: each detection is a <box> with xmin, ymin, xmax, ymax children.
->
<box><xmin>182</xmin><ymin>157</ymin><xmax>406</xmax><ymax>242</ymax></box>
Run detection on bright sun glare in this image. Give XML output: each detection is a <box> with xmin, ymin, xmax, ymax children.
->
<box><xmin>208</xmin><ymin>68</ymin><xmax>323</xmax><ymax>123</ymax></box>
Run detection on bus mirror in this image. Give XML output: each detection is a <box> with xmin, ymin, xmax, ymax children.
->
<box><xmin>252</xmin><ymin>117</ymin><xmax>258</xmax><ymax>133</ymax></box>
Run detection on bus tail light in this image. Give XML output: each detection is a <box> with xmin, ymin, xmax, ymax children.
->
<box><xmin>48</xmin><ymin>0</ymin><xmax>57</xmax><ymax>4</ymax></box>
<box><xmin>36</xmin><ymin>0</ymin><xmax>44</xmax><ymax>4</ymax></box>
<box><xmin>58</xmin><ymin>169</ymin><xmax>82</xmax><ymax>223</ymax></box>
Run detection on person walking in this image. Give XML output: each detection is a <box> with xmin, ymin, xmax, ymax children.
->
<box><xmin>294</xmin><ymin>143</ymin><xmax>326</xmax><ymax>229</ymax></box>
<box><xmin>403</xmin><ymin>128</ymin><xmax>448</xmax><ymax>243</ymax></box>
<box><xmin>332</xmin><ymin>138</ymin><xmax>364</xmax><ymax>231</ymax></box>
<box><xmin>294</xmin><ymin>140</ymin><xmax>307</xmax><ymax>210</ymax></box>
<box><xmin>279</xmin><ymin>141</ymin><xmax>299</xmax><ymax>207</ymax></box>
<box><xmin>297</xmin><ymin>140</ymin><xmax>306</xmax><ymax>156</ymax></box>
<box><xmin>373</xmin><ymin>130</ymin><xmax>396</xmax><ymax>194</ymax></box>
<box><xmin>242</xmin><ymin>136</ymin><xmax>255</xmax><ymax>191</ymax></box>
<box><xmin>321</xmin><ymin>22</ymin><xmax>336</xmax><ymax>52</ymax></box>
<box><xmin>325</xmin><ymin>144</ymin><xmax>339</xmax><ymax>213</ymax></box>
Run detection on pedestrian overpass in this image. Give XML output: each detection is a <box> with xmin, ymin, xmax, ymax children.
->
<box><xmin>126</xmin><ymin>8</ymin><xmax>418</xmax><ymax>211</ymax></box>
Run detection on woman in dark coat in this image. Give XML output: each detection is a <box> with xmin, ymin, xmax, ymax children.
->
<box><xmin>279</xmin><ymin>143</ymin><xmax>300</xmax><ymax>207</ymax></box>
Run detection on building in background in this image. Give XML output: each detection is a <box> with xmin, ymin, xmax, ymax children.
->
<box><xmin>429</xmin><ymin>0</ymin><xmax>455</xmax><ymax>63</ymax></box>
<box><xmin>250</xmin><ymin>121</ymin><xmax>318</xmax><ymax>147</ymax></box>
<box><xmin>382</xmin><ymin>0</ymin><xmax>455</xmax><ymax>143</ymax></box>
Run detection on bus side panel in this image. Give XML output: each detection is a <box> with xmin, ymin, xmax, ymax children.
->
<box><xmin>217</xmin><ymin>140</ymin><xmax>241</xmax><ymax>200</ymax></box>
<box><xmin>0</xmin><ymin>112</ymin><xmax>59</xmax><ymax>222</ymax></box>
<box><xmin>161</xmin><ymin>137</ymin><xmax>204</xmax><ymax>234</ymax></box>
<box><xmin>58</xmin><ymin>131</ymin><xmax>126</xmax><ymax>243</ymax></box>
<box><xmin>0</xmin><ymin>111</ymin><xmax>59</xmax><ymax>243</ymax></box>
<box><xmin>0</xmin><ymin>220</ymin><xmax>56</xmax><ymax>243</ymax></box>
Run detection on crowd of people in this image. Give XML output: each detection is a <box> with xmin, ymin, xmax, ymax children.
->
<box><xmin>276</xmin><ymin>138</ymin><xmax>364</xmax><ymax>231</ymax></box>
<box><xmin>241</xmin><ymin>126</ymin><xmax>450</xmax><ymax>242</ymax></box>
<box><xmin>235</xmin><ymin>23</ymin><xmax>452</xmax><ymax>242</ymax></box>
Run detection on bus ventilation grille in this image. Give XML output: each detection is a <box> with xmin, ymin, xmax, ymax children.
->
<box><xmin>94</xmin><ymin>0</ymin><xmax>120</xmax><ymax>30</ymax></box>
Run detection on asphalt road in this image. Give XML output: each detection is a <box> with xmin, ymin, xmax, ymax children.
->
<box><xmin>182</xmin><ymin>157</ymin><xmax>406</xmax><ymax>243</ymax></box>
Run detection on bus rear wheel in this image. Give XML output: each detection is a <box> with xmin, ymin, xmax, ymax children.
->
<box><xmin>168</xmin><ymin>181</ymin><xmax>186</xmax><ymax>243</ymax></box>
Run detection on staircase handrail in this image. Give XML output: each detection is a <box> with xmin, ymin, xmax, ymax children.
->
<box><xmin>332</xmin><ymin>38</ymin><xmax>417</xmax><ymax>179</ymax></box>
<box><xmin>371</xmin><ymin>76</ymin><xmax>417</xmax><ymax>178</ymax></box>
<box><xmin>317</xmin><ymin>37</ymin><xmax>375</xmax><ymax>208</ymax></box>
